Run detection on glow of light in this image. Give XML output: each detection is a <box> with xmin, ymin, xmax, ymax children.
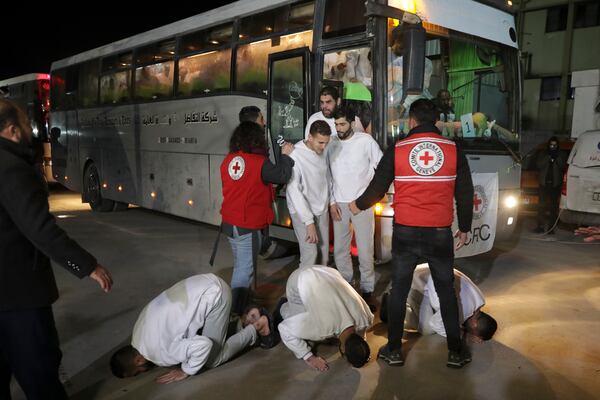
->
<box><xmin>286</xmin><ymin>217</ymin><xmax>291</xmax><ymax>226</ymax></box>
<box><xmin>118</xmin><ymin>185</ymin><xmax>123</xmax><ymax>192</ymax></box>
<box><xmin>504</xmin><ymin>195</ymin><xmax>518</xmax><ymax>209</ymax></box>
<box><xmin>102</xmin><ymin>183</ymin><xmax>108</xmax><ymax>189</ymax></box>
<box><xmin>389</xmin><ymin>0</ymin><xmax>417</xmax><ymax>13</ymax></box>
<box><xmin>57</xmin><ymin>214</ymin><xmax>76</xmax><ymax>219</ymax></box>
<box><xmin>150</xmin><ymin>192</ymin><xmax>156</xmax><ymax>198</ymax></box>
<box><xmin>507</xmin><ymin>0</ymin><xmax>513</xmax><ymax>6</ymax></box>
<box><xmin>187</xmin><ymin>51</ymin><xmax>217</xmax><ymax>59</ymax></box>
<box><xmin>507</xmin><ymin>217</ymin><xmax>514</xmax><ymax>225</ymax></box>
<box><xmin>64</xmin><ymin>176</ymin><xmax>69</xmax><ymax>181</ymax></box>
<box><xmin>188</xmin><ymin>200</ymin><xmax>194</xmax><ymax>206</ymax></box>
<box><xmin>375</xmin><ymin>203</ymin><xmax>383</xmax><ymax>216</ymax></box>
<box><xmin>209</xmin><ymin>40</ymin><xmax>219</xmax><ymax>45</ymax></box>
<box><xmin>250</xmin><ymin>38</ymin><xmax>270</xmax><ymax>46</ymax></box>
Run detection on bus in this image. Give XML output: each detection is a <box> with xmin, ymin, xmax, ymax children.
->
<box><xmin>49</xmin><ymin>0</ymin><xmax>521</xmax><ymax>261</ymax></box>
<box><xmin>1</xmin><ymin>73</ymin><xmax>53</xmax><ymax>182</ymax></box>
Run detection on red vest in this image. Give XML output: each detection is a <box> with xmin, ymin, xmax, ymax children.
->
<box><xmin>220</xmin><ymin>152</ymin><xmax>274</xmax><ymax>229</ymax></box>
<box><xmin>393</xmin><ymin>132</ymin><xmax>457</xmax><ymax>227</ymax></box>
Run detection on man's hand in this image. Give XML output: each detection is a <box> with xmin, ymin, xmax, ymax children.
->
<box><xmin>253</xmin><ymin>315</ymin><xmax>271</xmax><ymax>337</ymax></box>
<box><xmin>349</xmin><ymin>201</ymin><xmax>361</xmax><ymax>216</ymax></box>
<box><xmin>281</xmin><ymin>142</ymin><xmax>294</xmax><ymax>156</ymax></box>
<box><xmin>575</xmin><ymin>226</ymin><xmax>600</xmax><ymax>242</ymax></box>
<box><xmin>306</xmin><ymin>223</ymin><xmax>318</xmax><ymax>244</ymax></box>
<box><xmin>454</xmin><ymin>230</ymin><xmax>468</xmax><ymax>251</ymax></box>
<box><xmin>89</xmin><ymin>264</ymin><xmax>113</xmax><ymax>293</ymax></box>
<box><xmin>156</xmin><ymin>368</ymin><xmax>189</xmax><ymax>384</ymax></box>
<box><xmin>330</xmin><ymin>203</ymin><xmax>342</xmax><ymax>221</ymax></box>
<box><xmin>305</xmin><ymin>355</ymin><xmax>329</xmax><ymax>372</ymax></box>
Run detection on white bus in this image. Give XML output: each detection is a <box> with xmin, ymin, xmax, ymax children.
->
<box><xmin>49</xmin><ymin>0</ymin><xmax>521</xmax><ymax>261</ymax></box>
<box><xmin>1</xmin><ymin>73</ymin><xmax>53</xmax><ymax>182</ymax></box>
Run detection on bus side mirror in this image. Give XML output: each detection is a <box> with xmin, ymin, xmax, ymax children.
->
<box><xmin>402</xmin><ymin>23</ymin><xmax>426</xmax><ymax>95</ymax></box>
<box><xmin>50</xmin><ymin>127</ymin><xmax>61</xmax><ymax>141</ymax></box>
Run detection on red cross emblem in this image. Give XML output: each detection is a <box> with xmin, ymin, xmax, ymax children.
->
<box><xmin>419</xmin><ymin>151</ymin><xmax>434</xmax><ymax>166</ymax></box>
<box><xmin>473</xmin><ymin>194</ymin><xmax>482</xmax><ymax>211</ymax></box>
<box><xmin>228</xmin><ymin>156</ymin><xmax>245</xmax><ymax>180</ymax></box>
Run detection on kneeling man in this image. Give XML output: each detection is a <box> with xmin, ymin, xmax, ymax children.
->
<box><xmin>110</xmin><ymin>273</ymin><xmax>272</xmax><ymax>384</ymax></box>
<box><xmin>277</xmin><ymin>266</ymin><xmax>374</xmax><ymax>371</ymax></box>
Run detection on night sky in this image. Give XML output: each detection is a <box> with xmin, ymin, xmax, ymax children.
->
<box><xmin>1</xmin><ymin>2</ymin><xmax>236</xmax><ymax>81</ymax></box>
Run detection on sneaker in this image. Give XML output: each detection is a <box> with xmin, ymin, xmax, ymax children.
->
<box><xmin>378</xmin><ymin>344</ymin><xmax>404</xmax><ymax>366</ymax></box>
<box><xmin>447</xmin><ymin>347</ymin><xmax>472</xmax><ymax>369</ymax></box>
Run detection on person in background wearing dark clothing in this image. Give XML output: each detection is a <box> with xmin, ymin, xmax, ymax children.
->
<box><xmin>350</xmin><ymin>99</ymin><xmax>474</xmax><ymax>368</ymax></box>
<box><xmin>239</xmin><ymin>105</ymin><xmax>265</xmax><ymax>128</ymax></box>
<box><xmin>220</xmin><ymin>121</ymin><xmax>294</xmax><ymax>315</ymax></box>
<box><xmin>0</xmin><ymin>99</ymin><xmax>113</xmax><ymax>400</ymax></box>
<box><xmin>432</xmin><ymin>89</ymin><xmax>455</xmax><ymax>122</ymax></box>
<box><xmin>535</xmin><ymin>136</ymin><xmax>566</xmax><ymax>234</ymax></box>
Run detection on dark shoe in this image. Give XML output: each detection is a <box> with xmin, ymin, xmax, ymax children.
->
<box><xmin>231</xmin><ymin>287</ymin><xmax>252</xmax><ymax>316</ymax></box>
<box><xmin>447</xmin><ymin>347</ymin><xmax>472</xmax><ymax>369</ymax></box>
<box><xmin>362</xmin><ymin>292</ymin><xmax>377</xmax><ymax>313</ymax></box>
<box><xmin>378</xmin><ymin>344</ymin><xmax>404</xmax><ymax>366</ymax></box>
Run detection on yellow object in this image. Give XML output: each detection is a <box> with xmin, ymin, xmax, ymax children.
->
<box><xmin>375</xmin><ymin>203</ymin><xmax>383</xmax><ymax>215</ymax></box>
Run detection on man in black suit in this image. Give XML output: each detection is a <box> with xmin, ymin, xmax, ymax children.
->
<box><xmin>0</xmin><ymin>99</ymin><xmax>113</xmax><ymax>400</ymax></box>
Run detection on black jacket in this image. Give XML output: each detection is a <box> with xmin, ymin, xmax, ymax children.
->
<box><xmin>0</xmin><ymin>137</ymin><xmax>97</xmax><ymax>311</ymax></box>
<box><xmin>355</xmin><ymin>124</ymin><xmax>474</xmax><ymax>233</ymax></box>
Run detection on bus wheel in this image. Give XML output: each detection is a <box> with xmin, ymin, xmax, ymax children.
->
<box><xmin>84</xmin><ymin>163</ymin><xmax>114</xmax><ymax>212</ymax></box>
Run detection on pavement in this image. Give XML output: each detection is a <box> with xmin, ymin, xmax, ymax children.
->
<box><xmin>9</xmin><ymin>188</ymin><xmax>600</xmax><ymax>400</ymax></box>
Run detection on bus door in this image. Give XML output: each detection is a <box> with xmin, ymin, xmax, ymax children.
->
<box><xmin>267</xmin><ymin>47</ymin><xmax>310</xmax><ymax>236</ymax></box>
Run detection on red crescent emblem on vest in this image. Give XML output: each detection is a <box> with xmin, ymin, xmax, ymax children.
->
<box><xmin>409</xmin><ymin>142</ymin><xmax>445</xmax><ymax>176</ymax></box>
<box><xmin>228</xmin><ymin>156</ymin><xmax>245</xmax><ymax>180</ymax></box>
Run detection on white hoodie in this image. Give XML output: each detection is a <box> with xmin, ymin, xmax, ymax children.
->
<box><xmin>286</xmin><ymin>140</ymin><xmax>329</xmax><ymax>225</ymax></box>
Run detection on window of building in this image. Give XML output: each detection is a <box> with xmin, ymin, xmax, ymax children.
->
<box><xmin>235</xmin><ymin>30</ymin><xmax>312</xmax><ymax>95</ymax></box>
<box><xmin>575</xmin><ymin>1</ymin><xmax>600</xmax><ymax>28</ymax></box>
<box><xmin>323</xmin><ymin>0</ymin><xmax>366</xmax><ymax>38</ymax></box>
<box><xmin>180</xmin><ymin>24</ymin><xmax>233</xmax><ymax>54</ymax></box>
<box><xmin>178</xmin><ymin>49</ymin><xmax>232</xmax><ymax>96</ymax></box>
<box><xmin>540</xmin><ymin>76</ymin><xmax>561</xmax><ymax>101</ymax></box>
<box><xmin>546</xmin><ymin>5</ymin><xmax>568</xmax><ymax>33</ymax></box>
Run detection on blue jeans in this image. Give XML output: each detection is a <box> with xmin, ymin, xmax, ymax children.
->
<box><xmin>228</xmin><ymin>227</ymin><xmax>262</xmax><ymax>289</ymax></box>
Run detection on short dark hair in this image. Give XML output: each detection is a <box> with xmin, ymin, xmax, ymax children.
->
<box><xmin>110</xmin><ymin>345</ymin><xmax>139</xmax><ymax>378</ymax></box>
<box><xmin>320</xmin><ymin>86</ymin><xmax>340</xmax><ymax>101</ymax></box>
<box><xmin>333</xmin><ymin>106</ymin><xmax>355</xmax><ymax>123</ymax></box>
<box><xmin>309</xmin><ymin>120</ymin><xmax>332</xmax><ymax>137</ymax></box>
<box><xmin>0</xmin><ymin>99</ymin><xmax>22</xmax><ymax>132</ymax></box>
<box><xmin>408</xmin><ymin>98</ymin><xmax>439</xmax><ymax>126</ymax></box>
<box><xmin>344</xmin><ymin>333</ymin><xmax>370</xmax><ymax>368</ymax></box>
<box><xmin>474</xmin><ymin>311</ymin><xmax>497</xmax><ymax>341</ymax></box>
<box><xmin>346</xmin><ymin>100</ymin><xmax>371</xmax><ymax>129</ymax></box>
<box><xmin>229</xmin><ymin>121</ymin><xmax>268</xmax><ymax>153</ymax></box>
<box><xmin>239</xmin><ymin>106</ymin><xmax>262</xmax><ymax>123</ymax></box>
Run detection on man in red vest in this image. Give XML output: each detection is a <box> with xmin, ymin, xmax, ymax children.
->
<box><xmin>350</xmin><ymin>99</ymin><xmax>474</xmax><ymax>368</ymax></box>
<box><xmin>220</xmin><ymin>121</ymin><xmax>294</xmax><ymax>314</ymax></box>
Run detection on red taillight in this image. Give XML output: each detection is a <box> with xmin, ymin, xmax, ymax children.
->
<box><xmin>561</xmin><ymin>166</ymin><xmax>568</xmax><ymax>196</ymax></box>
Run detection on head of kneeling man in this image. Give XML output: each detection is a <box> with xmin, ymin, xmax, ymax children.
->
<box><xmin>339</xmin><ymin>327</ymin><xmax>371</xmax><ymax>368</ymax></box>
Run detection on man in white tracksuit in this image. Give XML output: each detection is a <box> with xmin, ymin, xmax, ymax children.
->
<box><xmin>382</xmin><ymin>264</ymin><xmax>497</xmax><ymax>343</ymax></box>
<box><xmin>110</xmin><ymin>274</ymin><xmax>270</xmax><ymax>384</ymax></box>
<box><xmin>278</xmin><ymin>266</ymin><xmax>374</xmax><ymax>371</ymax></box>
<box><xmin>287</xmin><ymin>120</ymin><xmax>332</xmax><ymax>266</ymax></box>
<box><xmin>328</xmin><ymin>107</ymin><xmax>382</xmax><ymax>303</ymax></box>
<box><xmin>304</xmin><ymin>86</ymin><xmax>339</xmax><ymax>140</ymax></box>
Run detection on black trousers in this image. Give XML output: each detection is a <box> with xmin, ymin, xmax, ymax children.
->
<box><xmin>537</xmin><ymin>186</ymin><xmax>561</xmax><ymax>229</ymax></box>
<box><xmin>387</xmin><ymin>224</ymin><xmax>462</xmax><ymax>353</ymax></box>
<box><xmin>0</xmin><ymin>307</ymin><xmax>67</xmax><ymax>400</ymax></box>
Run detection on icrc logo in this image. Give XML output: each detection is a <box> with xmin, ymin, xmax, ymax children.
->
<box><xmin>409</xmin><ymin>142</ymin><xmax>445</xmax><ymax>176</ymax></box>
<box><xmin>472</xmin><ymin>185</ymin><xmax>488</xmax><ymax>220</ymax></box>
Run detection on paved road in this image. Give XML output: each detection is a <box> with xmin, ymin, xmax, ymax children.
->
<box><xmin>10</xmin><ymin>189</ymin><xmax>600</xmax><ymax>400</ymax></box>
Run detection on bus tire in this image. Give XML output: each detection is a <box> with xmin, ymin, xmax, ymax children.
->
<box><xmin>84</xmin><ymin>163</ymin><xmax>114</xmax><ymax>212</ymax></box>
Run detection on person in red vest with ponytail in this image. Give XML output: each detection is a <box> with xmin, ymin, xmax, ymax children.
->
<box><xmin>220</xmin><ymin>121</ymin><xmax>294</xmax><ymax>314</ymax></box>
<box><xmin>350</xmin><ymin>99</ymin><xmax>474</xmax><ymax>368</ymax></box>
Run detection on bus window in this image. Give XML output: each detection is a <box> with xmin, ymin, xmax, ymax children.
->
<box><xmin>239</xmin><ymin>7</ymin><xmax>287</xmax><ymax>40</ymax></box>
<box><xmin>135</xmin><ymin>62</ymin><xmax>174</xmax><ymax>100</ymax></box>
<box><xmin>100</xmin><ymin>52</ymin><xmax>132</xmax><ymax>104</ymax></box>
<box><xmin>323</xmin><ymin>46</ymin><xmax>373</xmax><ymax>134</ymax></box>
<box><xmin>178</xmin><ymin>49</ymin><xmax>231</xmax><ymax>96</ymax></box>
<box><xmin>79</xmin><ymin>60</ymin><xmax>100</xmax><ymax>107</ymax></box>
<box><xmin>50</xmin><ymin>69</ymin><xmax>66</xmax><ymax>111</ymax></box>
<box><xmin>180</xmin><ymin>24</ymin><xmax>233</xmax><ymax>53</ymax></box>
<box><xmin>100</xmin><ymin>71</ymin><xmax>131</xmax><ymax>104</ymax></box>
<box><xmin>236</xmin><ymin>30</ymin><xmax>312</xmax><ymax>95</ymax></box>
<box><xmin>323</xmin><ymin>0</ymin><xmax>366</xmax><ymax>39</ymax></box>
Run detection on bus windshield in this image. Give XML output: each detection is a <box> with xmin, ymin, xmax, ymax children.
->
<box><xmin>387</xmin><ymin>20</ymin><xmax>519</xmax><ymax>154</ymax></box>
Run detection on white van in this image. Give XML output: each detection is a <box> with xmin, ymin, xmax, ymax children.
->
<box><xmin>560</xmin><ymin>130</ymin><xmax>600</xmax><ymax>225</ymax></box>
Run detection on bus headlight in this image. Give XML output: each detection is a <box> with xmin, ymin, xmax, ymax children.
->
<box><xmin>375</xmin><ymin>203</ymin><xmax>383</xmax><ymax>215</ymax></box>
<box><xmin>503</xmin><ymin>194</ymin><xmax>518</xmax><ymax>209</ymax></box>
